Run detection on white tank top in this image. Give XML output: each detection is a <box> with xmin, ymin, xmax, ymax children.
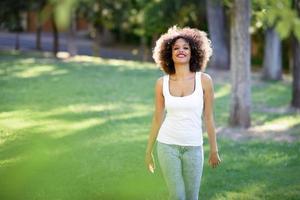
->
<box><xmin>157</xmin><ymin>71</ymin><xmax>204</xmax><ymax>146</ymax></box>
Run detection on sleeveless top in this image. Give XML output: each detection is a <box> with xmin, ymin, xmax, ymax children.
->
<box><xmin>157</xmin><ymin>71</ymin><xmax>204</xmax><ymax>146</ymax></box>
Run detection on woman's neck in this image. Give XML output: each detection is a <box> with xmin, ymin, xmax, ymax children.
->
<box><xmin>173</xmin><ymin>64</ymin><xmax>193</xmax><ymax>80</ymax></box>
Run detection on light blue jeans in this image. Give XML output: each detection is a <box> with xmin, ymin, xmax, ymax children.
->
<box><xmin>157</xmin><ymin>142</ymin><xmax>204</xmax><ymax>200</ymax></box>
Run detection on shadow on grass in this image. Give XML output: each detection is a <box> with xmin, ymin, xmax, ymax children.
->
<box><xmin>0</xmin><ymin>53</ymin><xmax>161</xmax><ymax>111</ymax></box>
<box><xmin>0</xmin><ymin>113</ymin><xmax>167</xmax><ymax>200</ymax></box>
<box><xmin>1</xmin><ymin>124</ymin><xmax>300</xmax><ymax>199</ymax></box>
<box><xmin>201</xmin><ymin>138</ymin><xmax>300</xmax><ymax>199</ymax></box>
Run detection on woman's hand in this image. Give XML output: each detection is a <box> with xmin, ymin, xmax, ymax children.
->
<box><xmin>209</xmin><ymin>151</ymin><xmax>221</xmax><ymax>168</ymax></box>
<box><xmin>145</xmin><ymin>152</ymin><xmax>155</xmax><ymax>173</ymax></box>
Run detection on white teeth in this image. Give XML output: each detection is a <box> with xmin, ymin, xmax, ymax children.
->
<box><xmin>177</xmin><ymin>54</ymin><xmax>185</xmax><ymax>58</ymax></box>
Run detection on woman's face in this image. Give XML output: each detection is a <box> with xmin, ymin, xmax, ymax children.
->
<box><xmin>172</xmin><ymin>38</ymin><xmax>191</xmax><ymax>65</ymax></box>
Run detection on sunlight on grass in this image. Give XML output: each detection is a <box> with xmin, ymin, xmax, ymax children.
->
<box><xmin>0</xmin><ymin>102</ymin><xmax>152</xmax><ymax>140</ymax></box>
<box><xmin>14</xmin><ymin>65</ymin><xmax>67</xmax><ymax>78</ymax></box>
<box><xmin>62</xmin><ymin>55</ymin><xmax>105</xmax><ymax>63</ymax></box>
<box><xmin>251</xmin><ymin>115</ymin><xmax>300</xmax><ymax>132</ymax></box>
<box><xmin>64</xmin><ymin>54</ymin><xmax>157</xmax><ymax>70</ymax></box>
<box><xmin>215</xmin><ymin>84</ymin><xmax>230</xmax><ymax>98</ymax></box>
<box><xmin>16</xmin><ymin>58</ymin><xmax>36</xmax><ymax>64</ymax></box>
<box><xmin>215</xmin><ymin>182</ymin><xmax>267</xmax><ymax>200</ymax></box>
<box><xmin>0</xmin><ymin>111</ymin><xmax>34</xmax><ymax>130</ymax></box>
<box><xmin>43</xmin><ymin>118</ymin><xmax>105</xmax><ymax>138</ymax></box>
<box><xmin>247</xmin><ymin>147</ymin><xmax>292</xmax><ymax>166</ymax></box>
<box><xmin>109</xmin><ymin>111</ymin><xmax>149</xmax><ymax>121</ymax></box>
<box><xmin>214</xmin><ymin>182</ymin><xmax>267</xmax><ymax>200</ymax></box>
<box><xmin>0</xmin><ymin>156</ymin><xmax>24</xmax><ymax>168</ymax></box>
<box><xmin>66</xmin><ymin>103</ymin><xmax>118</xmax><ymax>113</ymax></box>
<box><xmin>252</xmin><ymin>82</ymin><xmax>291</xmax><ymax>107</ymax></box>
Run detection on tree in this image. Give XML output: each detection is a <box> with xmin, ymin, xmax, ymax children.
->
<box><xmin>29</xmin><ymin>0</ymin><xmax>47</xmax><ymax>51</ymax></box>
<box><xmin>229</xmin><ymin>0</ymin><xmax>252</xmax><ymax>128</ymax></box>
<box><xmin>292</xmin><ymin>33</ymin><xmax>300</xmax><ymax>108</ymax></box>
<box><xmin>206</xmin><ymin>0</ymin><xmax>230</xmax><ymax>70</ymax></box>
<box><xmin>76</xmin><ymin>0</ymin><xmax>121</xmax><ymax>57</ymax></box>
<box><xmin>67</xmin><ymin>9</ymin><xmax>77</xmax><ymax>57</ymax></box>
<box><xmin>0</xmin><ymin>0</ymin><xmax>27</xmax><ymax>50</ymax></box>
<box><xmin>252</xmin><ymin>0</ymin><xmax>289</xmax><ymax>81</ymax></box>
<box><xmin>291</xmin><ymin>0</ymin><xmax>300</xmax><ymax>108</ymax></box>
<box><xmin>84</xmin><ymin>0</ymin><xmax>102</xmax><ymax>57</ymax></box>
<box><xmin>262</xmin><ymin>27</ymin><xmax>282</xmax><ymax>80</ymax></box>
<box><xmin>252</xmin><ymin>1</ymin><xmax>285</xmax><ymax>80</ymax></box>
<box><xmin>45</xmin><ymin>0</ymin><xmax>208</xmax><ymax>59</ymax></box>
<box><xmin>51</xmin><ymin>12</ymin><xmax>59</xmax><ymax>57</ymax></box>
<box><xmin>253</xmin><ymin>0</ymin><xmax>300</xmax><ymax>108</ymax></box>
<box><xmin>253</xmin><ymin>0</ymin><xmax>300</xmax><ymax>83</ymax></box>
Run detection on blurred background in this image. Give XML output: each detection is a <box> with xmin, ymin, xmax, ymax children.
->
<box><xmin>0</xmin><ymin>0</ymin><xmax>300</xmax><ymax>200</ymax></box>
<box><xmin>0</xmin><ymin>0</ymin><xmax>298</xmax><ymax>67</ymax></box>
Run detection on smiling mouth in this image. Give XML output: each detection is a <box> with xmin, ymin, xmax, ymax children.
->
<box><xmin>176</xmin><ymin>54</ymin><xmax>186</xmax><ymax>58</ymax></box>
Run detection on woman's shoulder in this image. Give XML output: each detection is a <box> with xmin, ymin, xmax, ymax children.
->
<box><xmin>154</xmin><ymin>76</ymin><xmax>164</xmax><ymax>94</ymax></box>
<box><xmin>155</xmin><ymin>76</ymin><xmax>164</xmax><ymax>88</ymax></box>
<box><xmin>200</xmin><ymin>71</ymin><xmax>212</xmax><ymax>80</ymax></box>
<box><xmin>200</xmin><ymin>72</ymin><xmax>214</xmax><ymax>89</ymax></box>
<box><xmin>156</xmin><ymin>76</ymin><xmax>164</xmax><ymax>83</ymax></box>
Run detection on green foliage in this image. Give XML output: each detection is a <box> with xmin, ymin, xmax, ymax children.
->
<box><xmin>252</xmin><ymin>0</ymin><xmax>300</xmax><ymax>40</ymax></box>
<box><xmin>52</xmin><ymin>0</ymin><xmax>76</xmax><ymax>29</ymax></box>
<box><xmin>28</xmin><ymin>0</ymin><xmax>48</xmax><ymax>11</ymax></box>
<box><xmin>295</xmin><ymin>18</ymin><xmax>300</xmax><ymax>39</ymax></box>
<box><xmin>0</xmin><ymin>0</ymin><xmax>28</xmax><ymax>31</ymax></box>
<box><xmin>143</xmin><ymin>0</ymin><xmax>203</xmax><ymax>37</ymax></box>
<box><xmin>143</xmin><ymin>1</ymin><xmax>172</xmax><ymax>36</ymax></box>
<box><xmin>27</xmin><ymin>0</ymin><xmax>48</xmax><ymax>24</ymax></box>
<box><xmin>50</xmin><ymin>0</ymin><xmax>206</xmax><ymax>44</ymax></box>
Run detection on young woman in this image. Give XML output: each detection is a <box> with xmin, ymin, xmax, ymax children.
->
<box><xmin>145</xmin><ymin>26</ymin><xmax>221</xmax><ymax>200</ymax></box>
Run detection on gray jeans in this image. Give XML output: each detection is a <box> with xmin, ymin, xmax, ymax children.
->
<box><xmin>157</xmin><ymin>142</ymin><xmax>204</xmax><ymax>200</ymax></box>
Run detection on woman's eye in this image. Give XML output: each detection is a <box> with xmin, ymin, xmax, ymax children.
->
<box><xmin>173</xmin><ymin>47</ymin><xmax>189</xmax><ymax>50</ymax></box>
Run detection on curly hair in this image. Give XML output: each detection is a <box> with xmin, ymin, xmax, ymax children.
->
<box><xmin>152</xmin><ymin>26</ymin><xmax>212</xmax><ymax>74</ymax></box>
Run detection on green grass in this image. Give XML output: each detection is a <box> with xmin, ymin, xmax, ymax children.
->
<box><xmin>0</xmin><ymin>52</ymin><xmax>299</xmax><ymax>200</ymax></box>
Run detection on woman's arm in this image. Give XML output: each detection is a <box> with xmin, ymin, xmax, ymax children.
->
<box><xmin>202</xmin><ymin>73</ymin><xmax>221</xmax><ymax>168</ymax></box>
<box><xmin>145</xmin><ymin>77</ymin><xmax>165</xmax><ymax>173</ymax></box>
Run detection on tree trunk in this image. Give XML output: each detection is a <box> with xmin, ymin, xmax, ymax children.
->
<box><xmin>36</xmin><ymin>25</ymin><xmax>42</xmax><ymax>51</ymax></box>
<box><xmin>206</xmin><ymin>0</ymin><xmax>230</xmax><ymax>70</ymax></box>
<box><xmin>36</xmin><ymin>14</ymin><xmax>42</xmax><ymax>51</ymax></box>
<box><xmin>262</xmin><ymin>27</ymin><xmax>282</xmax><ymax>80</ymax></box>
<box><xmin>291</xmin><ymin>0</ymin><xmax>300</xmax><ymax>108</ymax></box>
<box><xmin>35</xmin><ymin>1</ymin><xmax>46</xmax><ymax>51</ymax></box>
<box><xmin>51</xmin><ymin>14</ymin><xmax>59</xmax><ymax>57</ymax></box>
<box><xmin>151</xmin><ymin>33</ymin><xmax>159</xmax><ymax>49</ymax></box>
<box><xmin>92</xmin><ymin>25</ymin><xmax>100</xmax><ymax>57</ymax></box>
<box><xmin>229</xmin><ymin>0</ymin><xmax>251</xmax><ymax>128</ymax></box>
<box><xmin>101</xmin><ymin>27</ymin><xmax>114</xmax><ymax>46</ymax></box>
<box><xmin>15</xmin><ymin>32</ymin><xmax>20</xmax><ymax>50</ymax></box>
<box><xmin>291</xmin><ymin>36</ymin><xmax>300</xmax><ymax>108</ymax></box>
<box><xmin>140</xmin><ymin>36</ymin><xmax>149</xmax><ymax>62</ymax></box>
<box><xmin>67</xmin><ymin>10</ymin><xmax>77</xmax><ymax>57</ymax></box>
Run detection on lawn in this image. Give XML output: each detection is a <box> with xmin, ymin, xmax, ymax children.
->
<box><xmin>0</xmin><ymin>52</ymin><xmax>299</xmax><ymax>200</ymax></box>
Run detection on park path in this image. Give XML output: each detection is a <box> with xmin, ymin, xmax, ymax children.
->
<box><xmin>0</xmin><ymin>31</ymin><xmax>151</xmax><ymax>61</ymax></box>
